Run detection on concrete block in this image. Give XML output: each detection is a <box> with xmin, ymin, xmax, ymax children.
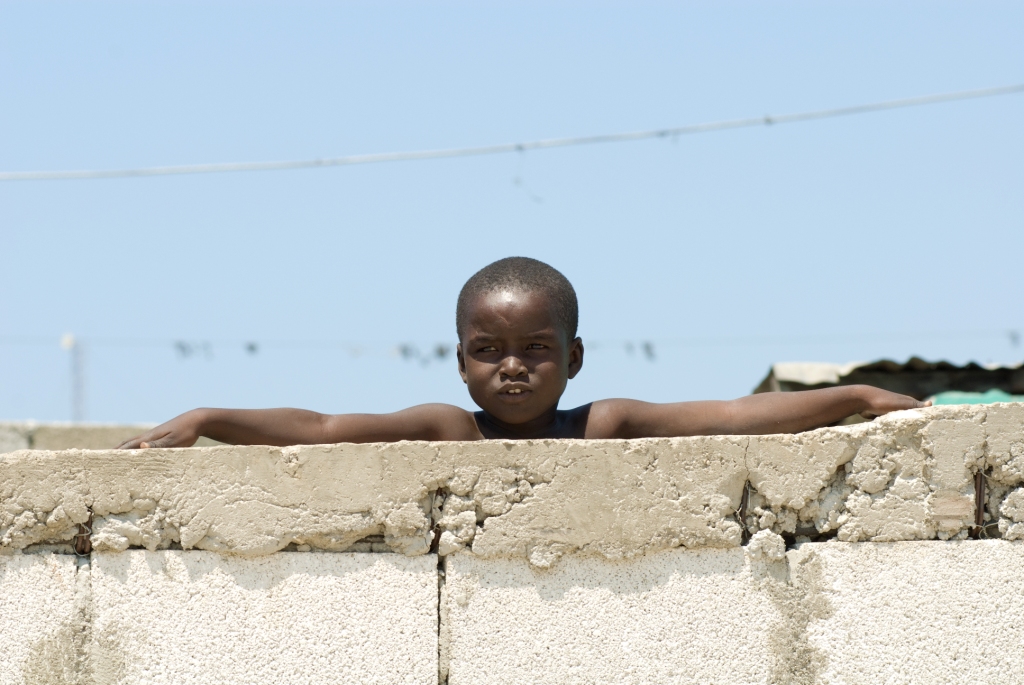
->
<box><xmin>744</xmin><ymin>406</ymin><xmax>990</xmax><ymax>542</ymax></box>
<box><xmin>1</xmin><ymin>450</ymin><xmax>90</xmax><ymax>549</ymax></box>
<box><xmin>839</xmin><ymin>411</ymin><xmax>963</xmax><ymax>542</ymax></box>
<box><xmin>744</xmin><ymin>426</ymin><xmax>862</xmax><ymax>536</ymax></box>
<box><xmin>0</xmin><ymin>554</ymin><xmax>82</xmax><ymax>685</ymax></box>
<box><xmin>791</xmin><ymin>540</ymin><xmax>1024</xmax><ymax>684</ymax></box>
<box><xmin>747</xmin><ymin>429</ymin><xmax>858</xmax><ymax>513</ymax></box>
<box><xmin>101</xmin><ymin>442</ymin><xmax>440</xmax><ymax>555</ymax></box>
<box><xmin>985</xmin><ymin>403</ymin><xmax>1024</xmax><ymax>485</ymax></box>
<box><xmin>89</xmin><ymin>551</ymin><xmax>438</xmax><ymax>685</ymax></box>
<box><xmin>438</xmin><ymin>436</ymin><xmax>747</xmax><ymax>567</ymax></box>
<box><xmin>998</xmin><ymin>487</ymin><xmax>1024</xmax><ymax>539</ymax></box>
<box><xmin>443</xmin><ymin>549</ymin><xmax>785</xmax><ymax>685</ymax></box>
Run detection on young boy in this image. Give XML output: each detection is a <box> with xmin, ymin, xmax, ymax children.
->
<box><xmin>118</xmin><ymin>257</ymin><xmax>926</xmax><ymax>449</ymax></box>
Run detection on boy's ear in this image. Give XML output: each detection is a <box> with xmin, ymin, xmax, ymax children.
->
<box><xmin>567</xmin><ymin>337</ymin><xmax>584</xmax><ymax>379</ymax></box>
<box><xmin>456</xmin><ymin>343</ymin><xmax>468</xmax><ymax>384</ymax></box>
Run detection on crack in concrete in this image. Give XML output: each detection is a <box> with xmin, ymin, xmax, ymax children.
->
<box><xmin>437</xmin><ymin>555</ymin><xmax>450</xmax><ymax>685</ymax></box>
<box><xmin>763</xmin><ymin>547</ymin><xmax>833</xmax><ymax>685</ymax></box>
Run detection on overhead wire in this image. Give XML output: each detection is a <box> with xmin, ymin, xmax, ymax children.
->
<box><xmin>1</xmin><ymin>83</ymin><xmax>1022</xmax><ymax>182</ymax></box>
<box><xmin>0</xmin><ymin>328</ymin><xmax>1019</xmax><ymax>365</ymax></box>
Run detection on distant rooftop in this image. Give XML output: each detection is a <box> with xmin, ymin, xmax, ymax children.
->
<box><xmin>754</xmin><ymin>357</ymin><xmax>1024</xmax><ymax>400</ymax></box>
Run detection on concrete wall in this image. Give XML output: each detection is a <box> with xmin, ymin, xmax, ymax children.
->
<box><xmin>2</xmin><ymin>404</ymin><xmax>1022</xmax><ymax>684</ymax></box>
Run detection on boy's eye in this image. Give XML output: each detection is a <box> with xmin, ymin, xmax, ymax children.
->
<box><xmin>526</xmin><ymin>343</ymin><xmax>546</xmax><ymax>350</ymax></box>
<box><xmin>478</xmin><ymin>346</ymin><xmax>498</xmax><ymax>353</ymax></box>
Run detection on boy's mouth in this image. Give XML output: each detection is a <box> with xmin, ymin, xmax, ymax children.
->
<box><xmin>500</xmin><ymin>384</ymin><xmax>531</xmax><ymax>398</ymax></box>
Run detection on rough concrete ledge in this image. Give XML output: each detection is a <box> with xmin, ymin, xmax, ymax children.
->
<box><xmin>2</xmin><ymin>405</ymin><xmax>1022</xmax><ymax>566</ymax></box>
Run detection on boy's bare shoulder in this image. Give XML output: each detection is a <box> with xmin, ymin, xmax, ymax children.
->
<box><xmin>392</xmin><ymin>403</ymin><xmax>483</xmax><ymax>441</ymax></box>
<box><xmin>583</xmin><ymin>398</ymin><xmax>650</xmax><ymax>439</ymax></box>
<box><xmin>320</xmin><ymin>403</ymin><xmax>482</xmax><ymax>442</ymax></box>
<box><xmin>583</xmin><ymin>398</ymin><xmax>720</xmax><ymax>439</ymax></box>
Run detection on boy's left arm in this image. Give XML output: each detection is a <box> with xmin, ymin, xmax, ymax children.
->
<box><xmin>594</xmin><ymin>385</ymin><xmax>929</xmax><ymax>438</ymax></box>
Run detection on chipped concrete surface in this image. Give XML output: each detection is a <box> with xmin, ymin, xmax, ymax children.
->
<box><xmin>89</xmin><ymin>551</ymin><xmax>437</xmax><ymax>685</ymax></box>
<box><xmin>983</xmin><ymin>405</ymin><xmax>1024</xmax><ymax>539</ymax></box>
<box><xmin>741</xmin><ymin>405</ymin><xmax>1011</xmax><ymax>544</ymax></box>
<box><xmin>747</xmin><ymin>528</ymin><xmax>787</xmax><ymax>561</ymax></box>
<box><xmin>2</xmin><ymin>404</ymin><xmax>1021</xmax><ymax>564</ymax></box>
<box><xmin>2</xmin><ymin>443</ymin><xmax>437</xmax><ymax>555</ymax></box>
<box><xmin>0</xmin><ymin>554</ymin><xmax>81</xmax><ymax>685</ymax></box>
<box><xmin>443</xmin><ymin>436</ymin><xmax>747</xmax><ymax>567</ymax></box>
<box><xmin>998</xmin><ymin>488</ymin><xmax>1024</xmax><ymax>539</ymax></box>
<box><xmin>1</xmin><ymin>437</ymin><xmax>748</xmax><ymax>565</ymax></box>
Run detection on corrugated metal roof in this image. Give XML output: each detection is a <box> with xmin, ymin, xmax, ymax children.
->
<box><xmin>754</xmin><ymin>357</ymin><xmax>1024</xmax><ymax>397</ymax></box>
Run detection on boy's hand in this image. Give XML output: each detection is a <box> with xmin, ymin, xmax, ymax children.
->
<box><xmin>116</xmin><ymin>411</ymin><xmax>204</xmax><ymax>449</ymax></box>
<box><xmin>859</xmin><ymin>386</ymin><xmax>932</xmax><ymax>419</ymax></box>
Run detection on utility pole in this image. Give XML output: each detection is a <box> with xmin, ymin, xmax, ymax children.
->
<box><xmin>61</xmin><ymin>334</ymin><xmax>84</xmax><ymax>422</ymax></box>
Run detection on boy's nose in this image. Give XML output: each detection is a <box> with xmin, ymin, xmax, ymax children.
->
<box><xmin>499</xmin><ymin>354</ymin><xmax>528</xmax><ymax>378</ymax></box>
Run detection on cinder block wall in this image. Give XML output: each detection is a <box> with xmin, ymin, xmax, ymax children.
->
<box><xmin>1</xmin><ymin>405</ymin><xmax>1022</xmax><ymax>684</ymax></box>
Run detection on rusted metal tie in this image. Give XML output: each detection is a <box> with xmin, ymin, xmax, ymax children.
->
<box><xmin>737</xmin><ymin>482</ymin><xmax>750</xmax><ymax>541</ymax></box>
<box><xmin>970</xmin><ymin>471</ymin><xmax>985</xmax><ymax>539</ymax></box>
<box><xmin>74</xmin><ymin>512</ymin><xmax>93</xmax><ymax>556</ymax></box>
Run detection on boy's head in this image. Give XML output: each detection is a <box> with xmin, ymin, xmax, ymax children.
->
<box><xmin>456</xmin><ymin>257</ymin><xmax>578</xmax><ymax>341</ymax></box>
<box><xmin>456</xmin><ymin>257</ymin><xmax>583</xmax><ymax>427</ymax></box>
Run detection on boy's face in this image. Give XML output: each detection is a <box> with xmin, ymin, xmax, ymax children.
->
<box><xmin>457</xmin><ymin>289</ymin><xmax>583</xmax><ymax>427</ymax></box>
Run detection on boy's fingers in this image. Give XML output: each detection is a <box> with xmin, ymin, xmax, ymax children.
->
<box><xmin>127</xmin><ymin>429</ymin><xmax>175</xmax><ymax>449</ymax></box>
<box><xmin>140</xmin><ymin>435</ymin><xmax>175</xmax><ymax>449</ymax></box>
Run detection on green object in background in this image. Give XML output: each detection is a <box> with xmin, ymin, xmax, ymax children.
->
<box><xmin>931</xmin><ymin>389</ymin><xmax>1024</xmax><ymax>405</ymax></box>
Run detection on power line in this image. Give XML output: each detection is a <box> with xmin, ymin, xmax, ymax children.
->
<box><xmin>2</xmin><ymin>83</ymin><xmax>1022</xmax><ymax>182</ymax></box>
<box><xmin>2</xmin><ymin>327</ymin><xmax>1019</xmax><ymax>358</ymax></box>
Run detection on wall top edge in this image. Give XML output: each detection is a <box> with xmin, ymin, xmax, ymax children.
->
<box><xmin>2</xmin><ymin>403</ymin><xmax>1022</xmax><ymax>565</ymax></box>
<box><xmin>3</xmin><ymin>403</ymin><xmax>1016</xmax><ymax>453</ymax></box>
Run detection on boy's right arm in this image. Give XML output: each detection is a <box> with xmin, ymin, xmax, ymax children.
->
<box><xmin>115</xmin><ymin>404</ymin><xmax>481</xmax><ymax>449</ymax></box>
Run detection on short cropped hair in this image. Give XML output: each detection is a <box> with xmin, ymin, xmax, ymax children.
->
<box><xmin>456</xmin><ymin>257</ymin><xmax>579</xmax><ymax>340</ymax></box>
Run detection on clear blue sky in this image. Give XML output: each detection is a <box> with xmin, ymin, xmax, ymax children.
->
<box><xmin>2</xmin><ymin>1</ymin><xmax>1022</xmax><ymax>423</ymax></box>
